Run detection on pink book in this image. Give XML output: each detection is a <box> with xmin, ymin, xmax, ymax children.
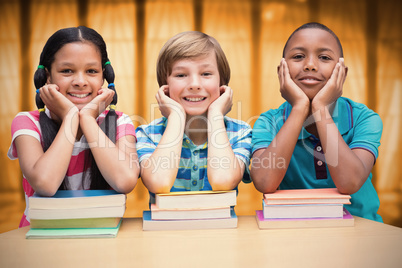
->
<box><xmin>263</xmin><ymin>188</ymin><xmax>351</xmax><ymax>205</ymax></box>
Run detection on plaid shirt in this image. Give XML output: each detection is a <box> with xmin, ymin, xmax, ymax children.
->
<box><xmin>136</xmin><ymin>116</ymin><xmax>252</xmax><ymax>202</ymax></box>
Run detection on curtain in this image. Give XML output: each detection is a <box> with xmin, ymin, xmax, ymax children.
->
<box><xmin>0</xmin><ymin>0</ymin><xmax>401</xmax><ymax>232</ymax></box>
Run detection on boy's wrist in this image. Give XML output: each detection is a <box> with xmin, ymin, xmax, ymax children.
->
<box><xmin>208</xmin><ymin>108</ymin><xmax>224</xmax><ymax>119</ymax></box>
<box><xmin>167</xmin><ymin>110</ymin><xmax>186</xmax><ymax>122</ymax></box>
<box><xmin>291</xmin><ymin>101</ymin><xmax>310</xmax><ymax>117</ymax></box>
<box><xmin>311</xmin><ymin>99</ymin><xmax>330</xmax><ymax>114</ymax></box>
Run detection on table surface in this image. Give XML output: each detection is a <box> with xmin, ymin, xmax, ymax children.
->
<box><xmin>1</xmin><ymin>216</ymin><xmax>401</xmax><ymax>268</ymax></box>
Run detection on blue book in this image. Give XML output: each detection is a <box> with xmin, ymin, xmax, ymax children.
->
<box><xmin>26</xmin><ymin>219</ymin><xmax>122</xmax><ymax>239</ymax></box>
<box><xmin>29</xmin><ymin>190</ymin><xmax>126</xmax><ymax>209</ymax></box>
<box><xmin>143</xmin><ymin>207</ymin><xmax>237</xmax><ymax>231</ymax></box>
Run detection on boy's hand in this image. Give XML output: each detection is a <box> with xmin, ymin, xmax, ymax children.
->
<box><xmin>312</xmin><ymin>58</ymin><xmax>347</xmax><ymax>111</ymax></box>
<box><xmin>37</xmin><ymin>84</ymin><xmax>78</xmax><ymax>122</ymax></box>
<box><xmin>278</xmin><ymin>58</ymin><xmax>310</xmax><ymax>110</ymax></box>
<box><xmin>80</xmin><ymin>88</ymin><xmax>114</xmax><ymax>119</ymax></box>
<box><xmin>208</xmin><ymin>85</ymin><xmax>233</xmax><ymax>117</ymax></box>
<box><xmin>156</xmin><ymin>85</ymin><xmax>185</xmax><ymax>120</ymax></box>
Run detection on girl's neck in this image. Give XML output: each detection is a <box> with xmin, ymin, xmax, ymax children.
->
<box><xmin>184</xmin><ymin>114</ymin><xmax>208</xmax><ymax>145</ymax></box>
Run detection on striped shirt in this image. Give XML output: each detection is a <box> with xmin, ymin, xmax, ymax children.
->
<box><xmin>8</xmin><ymin>109</ymin><xmax>136</xmax><ymax>227</ymax></box>
<box><xmin>136</xmin><ymin>116</ymin><xmax>252</xmax><ymax>202</ymax></box>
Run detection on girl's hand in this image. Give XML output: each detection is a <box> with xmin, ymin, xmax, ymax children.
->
<box><xmin>156</xmin><ymin>85</ymin><xmax>185</xmax><ymax>120</ymax></box>
<box><xmin>80</xmin><ymin>88</ymin><xmax>114</xmax><ymax>119</ymax></box>
<box><xmin>278</xmin><ymin>58</ymin><xmax>310</xmax><ymax>110</ymax></box>
<box><xmin>208</xmin><ymin>85</ymin><xmax>233</xmax><ymax>117</ymax></box>
<box><xmin>38</xmin><ymin>84</ymin><xmax>78</xmax><ymax>122</ymax></box>
<box><xmin>312</xmin><ymin>58</ymin><xmax>347</xmax><ymax>111</ymax></box>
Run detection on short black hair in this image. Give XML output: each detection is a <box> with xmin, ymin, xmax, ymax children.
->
<box><xmin>282</xmin><ymin>22</ymin><xmax>344</xmax><ymax>58</ymax></box>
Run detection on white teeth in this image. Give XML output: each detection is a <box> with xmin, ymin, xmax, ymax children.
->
<box><xmin>185</xmin><ymin>97</ymin><xmax>205</xmax><ymax>102</ymax></box>
<box><xmin>70</xmin><ymin>93</ymin><xmax>90</xmax><ymax>98</ymax></box>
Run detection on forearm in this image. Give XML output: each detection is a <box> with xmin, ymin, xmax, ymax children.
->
<box><xmin>140</xmin><ymin>114</ymin><xmax>185</xmax><ymax>193</ymax></box>
<box><xmin>80</xmin><ymin>115</ymin><xmax>139</xmax><ymax>193</ymax></box>
<box><xmin>207</xmin><ymin>114</ymin><xmax>244</xmax><ymax>190</ymax></box>
<box><xmin>22</xmin><ymin>111</ymin><xmax>79</xmax><ymax>196</ymax></box>
<box><xmin>251</xmin><ymin>106</ymin><xmax>308</xmax><ymax>193</ymax></box>
<box><xmin>313</xmin><ymin>105</ymin><xmax>370</xmax><ymax>194</ymax></box>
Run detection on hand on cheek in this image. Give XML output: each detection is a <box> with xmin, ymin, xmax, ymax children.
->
<box><xmin>312</xmin><ymin>58</ymin><xmax>347</xmax><ymax>110</ymax></box>
<box><xmin>80</xmin><ymin>87</ymin><xmax>114</xmax><ymax>119</ymax></box>
<box><xmin>208</xmin><ymin>85</ymin><xmax>233</xmax><ymax>117</ymax></box>
<box><xmin>156</xmin><ymin>85</ymin><xmax>185</xmax><ymax>119</ymax></box>
<box><xmin>278</xmin><ymin>59</ymin><xmax>309</xmax><ymax>111</ymax></box>
<box><xmin>38</xmin><ymin>84</ymin><xmax>77</xmax><ymax>121</ymax></box>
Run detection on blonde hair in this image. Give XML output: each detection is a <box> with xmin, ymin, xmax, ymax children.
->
<box><xmin>156</xmin><ymin>31</ymin><xmax>230</xmax><ymax>87</ymax></box>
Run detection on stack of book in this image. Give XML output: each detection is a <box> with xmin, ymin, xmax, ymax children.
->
<box><xmin>255</xmin><ymin>188</ymin><xmax>354</xmax><ymax>229</ymax></box>
<box><xmin>143</xmin><ymin>190</ymin><xmax>238</xmax><ymax>231</ymax></box>
<box><xmin>26</xmin><ymin>190</ymin><xmax>126</xmax><ymax>239</ymax></box>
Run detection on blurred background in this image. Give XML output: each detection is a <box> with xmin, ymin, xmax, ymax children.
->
<box><xmin>0</xmin><ymin>0</ymin><xmax>401</xmax><ymax>233</ymax></box>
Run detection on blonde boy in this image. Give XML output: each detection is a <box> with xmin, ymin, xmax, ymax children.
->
<box><xmin>136</xmin><ymin>31</ymin><xmax>252</xmax><ymax>202</ymax></box>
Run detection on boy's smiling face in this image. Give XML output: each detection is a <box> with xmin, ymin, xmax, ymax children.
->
<box><xmin>166</xmin><ymin>50</ymin><xmax>221</xmax><ymax>117</ymax></box>
<box><xmin>284</xmin><ymin>28</ymin><xmax>342</xmax><ymax>100</ymax></box>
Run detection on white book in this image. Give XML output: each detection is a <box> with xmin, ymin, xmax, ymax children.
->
<box><xmin>256</xmin><ymin>209</ymin><xmax>354</xmax><ymax>229</ymax></box>
<box><xmin>151</xmin><ymin>204</ymin><xmax>231</xmax><ymax>220</ymax></box>
<box><xmin>263</xmin><ymin>201</ymin><xmax>344</xmax><ymax>219</ymax></box>
<box><xmin>143</xmin><ymin>208</ymin><xmax>237</xmax><ymax>231</ymax></box>
<box><xmin>28</xmin><ymin>205</ymin><xmax>125</xmax><ymax>220</ymax></box>
<box><xmin>28</xmin><ymin>190</ymin><xmax>126</xmax><ymax>209</ymax></box>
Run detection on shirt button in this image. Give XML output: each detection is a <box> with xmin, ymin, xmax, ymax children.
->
<box><xmin>186</xmin><ymin>140</ymin><xmax>190</xmax><ymax>144</ymax></box>
<box><xmin>317</xmin><ymin>160</ymin><xmax>323</xmax><ymax>166</ymax></box>
<box><xmin>316</xmin><ymin>146</ymin><xmax>322</xmax><ymax>152</ymax></box>
<box><xmin>193</xmin><ymin>151</ymin><xmax>198</xmax><ymax>156</ymax></box>
<box><xmin>192</xmin><ymin>180</ymin><xmax>197</xmax><ymax>186</ymax></box>
<box><xmin>193</xmin><ymin>165</ymin><xmax>198</xmax><ymax>171</ymax></box>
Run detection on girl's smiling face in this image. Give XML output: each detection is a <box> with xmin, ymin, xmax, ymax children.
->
<box><xmin>166</xmin><ymin>50</ymin><xmax>221</xmax><ymax>117</ymax></box>
<box><xmin>47</xmin><ymin>42</ymin><xmax>104</xmax><ymax>110</ymax></box>
<box><xmin>284</xmin><ymin>28</ymin><xmax>342</xmax><ymax>100</ymax></box>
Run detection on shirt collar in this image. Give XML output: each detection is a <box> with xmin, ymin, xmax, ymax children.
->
<box><xmin>283</xmin><ymin>97</ymin><xmax>353</xmax><ymax>140</ymax></box>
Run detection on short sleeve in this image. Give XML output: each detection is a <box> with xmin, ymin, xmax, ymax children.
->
<box><xmin>225</xmin><ymin>118</ymin><xmax>252</xmax><ymax>183</ymax></box>
<box><xmin>251</xmin><ymin>110</ymin><xmax>282</xmax><ymax>154</ymax></box>
<box><xmin>116</xmin><ymin>112</ymin><xmax>136</xmax><ymax>141</ymax></box>
<box><xmin>8</xmin><ymin>112</ymin><xmax>42</xmax><ymax>160</ymax></box>
<box><xmin>135</xmin><ymin>124</ymin><xmax>159</xmax><ymax>163</ymax></box>
<box><xmin>349</xmin><ymin>109</ymin><xmax>383</xmax><ymax>160</ymax></box>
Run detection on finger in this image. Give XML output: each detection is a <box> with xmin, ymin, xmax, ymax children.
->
<box><xmin>161</xmin><ymin>85</ymin><xmax>169</xmax><ymax>97</ymax></box>
<box><xmin>283</xmin><ymin>59</ymin><xmax>291</xmax><ymax>81</ymax></box>
<box><xmin>278</xmin><ymin>59</ymin><xmax>284</xmax><ymax>86</ymax></box>
<box><xmin>219</xmin><ymin>85</ymin><xmax>227</xmax><ymax>95</ymax></box>
<box><xmin>337</xmin><ymin>58</ymin><xmax>347</xmax><ymax>86</ymax></box>
<box><xmin>329</xmin><ymin>62</ymin><xmax>340</xmax><ymax>85</ymax></box>
<box><xmin>155</xmin><ymin>92</ymin><xmax>161</xmax><ymax>104</ymax></box>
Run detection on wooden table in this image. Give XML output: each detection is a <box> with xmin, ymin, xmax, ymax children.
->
<box><xmin>1</xmin><ymin>216</ymin><xmax>401</xmax><ymax>268</ymax></box>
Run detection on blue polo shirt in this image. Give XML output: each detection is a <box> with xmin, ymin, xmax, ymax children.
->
<box><xmin>136</xmin><ymin>116</ymin><xmax>252</xmax><ymax>203</ymax></box>
<box><xmin>252</xmin><ymin>97</ymin><xmax>383</xmax><ymax>222</ymax></box>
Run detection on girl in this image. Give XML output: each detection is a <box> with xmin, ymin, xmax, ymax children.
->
<box><xmin>8</xmin><ymin>26</ymin><xmax>139</xmax><ymax>227</ymax></box>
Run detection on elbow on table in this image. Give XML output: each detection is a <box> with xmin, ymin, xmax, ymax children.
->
<box><xmin>250</xmin><ymin>171</ymin><xmax>279</xmax><ymax>194</ymax></box>
<box><xmin>30</xmin><ymin>177</ymin><xmax>61</xmax><ymax>197</ymax></box>
<box><xmin>208</xmin><ymin>171</ymin><xmax>242</xmax><ymax>191</ymax></box>
<box><xmin>335</xmin><ymin>177</ymin><xmax>363</xmax><ymax>195</ymax></box>
<box><xmin>141</xmin><ymin>173</ymin><xmax>174</xmax><ymax>194</ymax></box>
<box><xmin>253</xmin><ymin>180</ymin><xmax>278</xmax><ymax>194</ymax></box>
<box><xmin>112</xmin><ymin>170</ymin><xmax>140</xmax><ymax>194</ymax></box>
